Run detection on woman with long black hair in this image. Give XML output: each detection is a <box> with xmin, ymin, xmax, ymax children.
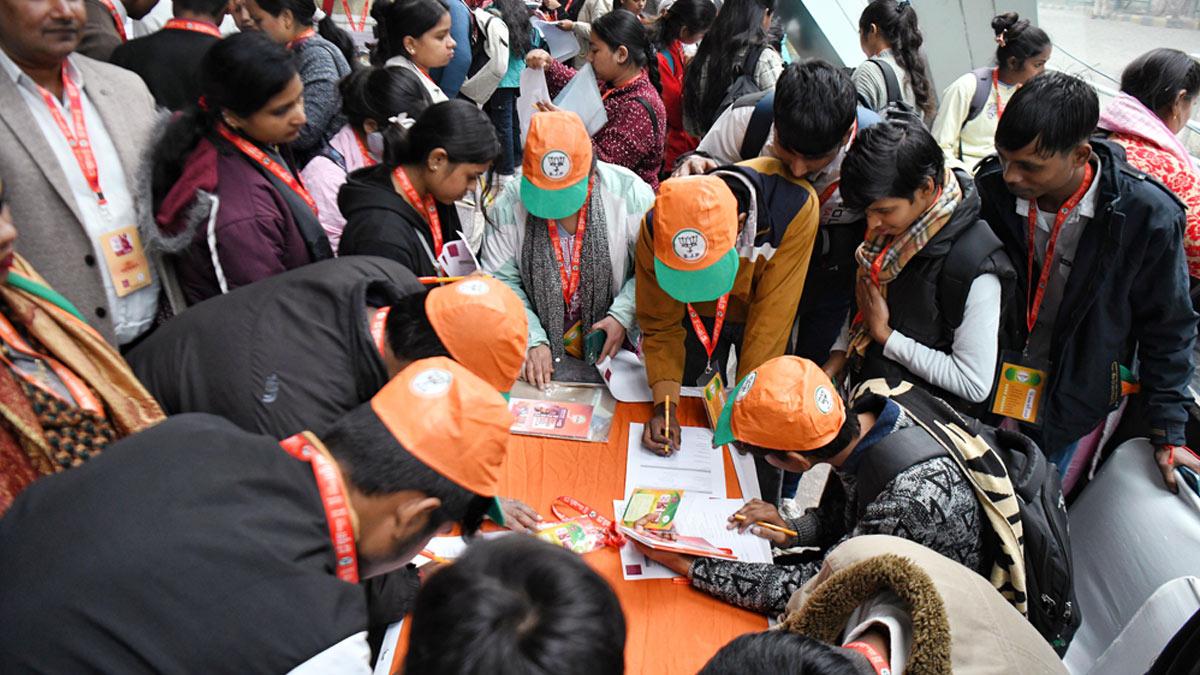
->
<box><xmin>243</xmin><ymin>0</ymin><xmax>356</xmax><ymax>163</ymax></box>
<box><xmin>150</xmin><ymin>33</ymin><xmax>334</xmax><ymax>305</ymax></box>
<box><xmin>486</xmin><ymin>0</ymin><xmax>535</xmax><ymax>181</ymax></box>
<box><xmin>371</xmin><ymin>0</ymin><xmax>457</xmax><ymax>102</ymax></box>
<box><xmin>649</xmin><ymin>0</ymin><xmax>715</xmax><ymax>172</ymax></box>
<box><xmin>338</xmin><ymin>100</ymin><xmax>500</xmax><ymax>276</ymax></box>
<box><xmin>681</xmin><ymin>0</ymin><xmax>781</xmax><ymax>138</ymax></box>
<box><xmin>854</xmin><ymin>0</ymin><xmax>936</xmax><ymax>122</ymax></box>
<box><xmin>526</xmin><ymin>10</ymin><xmax>666</xmax><ymax>188</ymax></box>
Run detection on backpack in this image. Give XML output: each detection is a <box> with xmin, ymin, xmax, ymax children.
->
<box><xmin>958</xmin><ymin>66</ymin><xmax>994</xmax><ymax>159</ymax></box>
<box><xmin>466</xmin><ymin>8</ymin><xmax>502</xmax><ymax>81</ymax></box>
<box><xmin>850</xmin><ymin>379</ymin><xmax>1080</xmax><ymax>655</ymax></box>
<box><xmin>734</xmin><ymin>91</ymin><xmax>882</xmax><ymax>162</ymax></box>
<box><xmin>858</xmin><ymin>58</ymin><xmax>920</xmax><ymax>122</ymax></box>
<box><xmin>711</xmin><ymin>44</ymin><xmax>766</xmax><ymax>130</ymax></box>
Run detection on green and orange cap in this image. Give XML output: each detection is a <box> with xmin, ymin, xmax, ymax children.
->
<box><xmin>652</xmin><ymin>175</ymin><xmax>740</xmax><ymax>303</ymax></box>
<box><xmin>520</xmin><ymin>111</ymin><xmax>593</xmax><ymax>220</ymax></box>
<box><xmin>712</xmin><ymin>356</ymin><xmax>846</xmax><ymax>452</ymax></box>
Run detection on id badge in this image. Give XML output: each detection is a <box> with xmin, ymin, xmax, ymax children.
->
<box><xmin>99</xmin><ymin>225</ymin><xmax>152</xmax><ymax>298</ymax></box>
<box><xmin>990</xmin><ymin>352</ymin><xmax>1050</xmax><ymax>426</ymax></box>
<box><xmin>562</xmin><ymin>320</ymin><xmax>584</xmax><ymax>359</ymax></box>
<box><xmin>701</xmin><ymin>370</ymin><xmax>726</xmax><ymax>432</ymax></box>
<box><xmin>695</xmin><ymin>358</ymin><xmax>723</xmax><ymax>388</ymax></box>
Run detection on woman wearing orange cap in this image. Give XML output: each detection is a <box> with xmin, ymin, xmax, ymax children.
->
<box><xmin>482</xmin><ymin>110</ymin><xmax>654</xmax><ymax>389</ymax></box>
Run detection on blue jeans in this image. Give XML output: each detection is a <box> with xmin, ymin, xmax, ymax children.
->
<box><xmin>486</xmin><ymin>88</ymin><xmax>520</xmax><ymax>175</ymax></box>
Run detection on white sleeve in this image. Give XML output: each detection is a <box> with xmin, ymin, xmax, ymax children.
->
<box><xmin>287</xmin><ymin>631</ymin><xmax>372</xmax><ymax>675</ymax></box>
<box><xmin>881</xmin><ymin>273</ymin><xmax>1001</xmax><ymax>403</ymax></box>
<box><xmin>480</xmin><ymin>181</ymin><xmax>523</xmax><ymax>274</ymax></box>
<box><xmin>695</xmin><ymin>105</ymin><xmax>755</xmax><ymax>165</ymax></box>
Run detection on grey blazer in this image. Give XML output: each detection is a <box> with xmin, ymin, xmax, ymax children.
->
<box><xmin>0</xmin><ymin>54</ymin><xmax>162</xmax><ymax>345</ymax></box>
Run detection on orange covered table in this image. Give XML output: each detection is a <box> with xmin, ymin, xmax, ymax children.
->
<box><xmin>391</xmin><ymin>397</ymin><xmax>768</xmax><ymax>674</ymax></box>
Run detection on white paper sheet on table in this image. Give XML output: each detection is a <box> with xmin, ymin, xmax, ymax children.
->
<box><xmin>614</xmin><ymin>495</ymin><xmax>771</xmax><ymax>580</ymax></box>
<box><xmin>597</xmin><ymin>349</ymin><xmax>704</xmax><ymax>402</ymax></box>
<box><xmin>625</xmin><ymin>423</ymin><xmax>725</xmax><ymax>499</ymax></box>
<box><xmin>373</xmin><ymin>620</ymin><xmax>404</xmax><ymax>675</ymax></box>
<box><xmin>531</xmin><ymin>18</ymin><xmax>580</xmax><ymax>62</ymax></box>
<box><xmin>727</xmin><ymin>444</ymin><xmax>761</xmax><ymax>500</ymax></box>
<box><xmin>553</xmin><ymin>64</ymin><xmax>608</xmax><ymax>136</ymax></box>
<box><xmin>517</xmin><ymin>67</ymin><xmax>551</xmax><ymax>143</ymax></box>
<box><xmin>408</xmin><ymin>531</ymin><xmax>510</xmax><ymax>568</ymax></box>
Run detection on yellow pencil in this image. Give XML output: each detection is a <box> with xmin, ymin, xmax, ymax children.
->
<box><xmin>417</xmin><ymin>276</ymin><xmax>467</xmax><ymax>285</ymax></box>
<box><xmin>419</xmin><ymin>549</ymin><xmax>453</xmax><ymax>565</ymax></box>
<box><xmin>664</xmin><ymin>395</ymin><xmax>671</xmax><ymax>453</ymax></box>
<box><xmin>733</xmin><ymin>514</ymin><xmax>798</xmax><ymax>537</ymax></box>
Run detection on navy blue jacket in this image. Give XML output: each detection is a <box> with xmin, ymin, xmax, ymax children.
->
<box><xmin>974</xmin><ymin>139</ymin><xmax>1197</xmax><ymax>454</ymax></box>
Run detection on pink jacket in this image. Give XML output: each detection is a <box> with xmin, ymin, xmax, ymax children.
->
<box><xmin>301</xmin><ymin>124</ymin><xmax>374</xmax><ymax>253</ymax></box>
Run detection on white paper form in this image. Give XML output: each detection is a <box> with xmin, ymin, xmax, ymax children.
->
<box><xmin>728</xmin><ymin>444</ymin><xmax>761</xmax><ymax>500</ymax></box>
<box><xmin>517</xmin><ymin>67</ymin><xmax>551</xmax><ymax>143</ymax></box>
<box><xmin>596</xmin><ymin>349</ymin><xmax>704</xmax><ymax>403</ymax></box>
<box><xmin>552</xmin><ymin>63</ymin><xmax>608</xmax><ymax>136</ymax></box>
<box><xmin>625</xmin><ymin>423</ymin><xmax>726</xmax><ymax>499</ymax></box>
<box><xmin>531</xmin><ymin>18</ymin><xmax>581</xmax><ymax>62</ymax></box>
<box><xmin>615</xmin><ymin>496</ymin><xmax>772</xmax><ymax>580</ymax></box>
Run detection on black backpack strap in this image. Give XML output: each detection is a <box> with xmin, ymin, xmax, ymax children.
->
<box><xmin>854</xmin><ymin>425</ymin><xmax>946</xmax><ymax>517</ymax></box>
<box><xmin>633</xmin><ymin>96</ymin><xmax>660</xmax><ymax>137</ymax></box>
<box><xmin>743</xmin><ymin>43</ymin><xmax>766</xmax><ymax>78</ymax></box>
<box><xmin>959</xmin><ymin>67</ymin><xmax>993</xmax><ymax>160</ymax></box>
<box><xmin>938</xmin><ymin>215</ymin><xmax>1004</xmax><ymax>330</ymax></box>
<box><xmin>871</xmin><ymin>58</ymin><xmax>902</xmax><ymax>105</ymax></box>
<box><xmin>739</xmin><ymin>90</ymin><xmax>775</xmax><ymax>160</ymax></box>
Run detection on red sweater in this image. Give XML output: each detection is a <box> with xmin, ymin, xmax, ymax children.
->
<box><xmin>1111</xmin><ymin>132</ymin><xmax>1200</xmax><ymax>278</ymax></box>
<box><xmin>546</xmin><ymin>60</ymin><xmax>666</xmax><ymax>189</ymax></box>
<box><xmin>657</xmin><ymin>40</ymin><xmax>696</xmax><ymax>171</ymax></box>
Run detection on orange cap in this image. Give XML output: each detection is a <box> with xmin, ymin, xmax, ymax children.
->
<box><xmin>371</xmin><ymin>356</ymin><xmax>511</xmax><ymax>500</ymax></box>
<box><xmin>712</xmin><ymin>356</ymin><xmax>846</xmax><ymax>452</ymax></box>
<box><xmin>520</xmin><ymin>111</ymin><xmax>593</xmax><ymax>219</ymax></box>
<box><xmin>652</xmin><ymin>175</ymin><xmax>741</xmax><ymax>303</ymax></box>
<box><xmin>426</xmin><ymin>275</ymin><xmax>528</xmax><ymax>394</ymax></box>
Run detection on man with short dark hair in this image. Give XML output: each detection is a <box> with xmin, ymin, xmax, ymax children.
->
<box><xmin>405</xmin><ymin>536</ymin><xmax>627</xmax><ymax>675</ymax></box>
<box><xmin>111</xmin><ymin>0</ymin><xmax>226</xmax><ymax>110</ymax></box>
<box><xmin>975</xmin><ymin>71</ymin><xmax>1200</xmax><ymax>494</ymax></box>
<box><xmin>0</xmin><ymin>357</ymin><xmax>514</xmax><ymax>672</ymax></box>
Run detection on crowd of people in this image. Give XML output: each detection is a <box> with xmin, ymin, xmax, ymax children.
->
<box><xmin>0</xmin><ymin>0</ymin><xmax>1198</xmax><ymax>671</ymax></box>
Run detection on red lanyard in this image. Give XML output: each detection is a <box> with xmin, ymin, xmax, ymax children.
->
<box><xmin>216</xmin><ymin>123</ymin><xmax>319</xmax><ymax>216</ymax></box>
<box><xmin>601</xmin><ymin>72</ymin><xmax>646</xmax><ymax>101</ymax></box>
<box><xmin>686</xmin><ymin>294</ymin><xmax>729</xmax><ymax>365</ymax></box>
<box><xmin>280</xmin><ymin>433</ymin><xmax>360</xmax><ymax>584</ymax></box>
<box><xmin>551</xmin><ymin>496</ymin><xmax>625</xmax><ymax>547</ymax></box>
<box><xmin>98</xmin><ymin>0</ymin><xmax>127</xmax><ymax>42</ymax></box>
<box><xmin>0</xmin><ymin>312</ymin><xmax>105</xmax><ymax>417</ymax></box>
<box><xmin>867</xmin><ymin>184</ymin><xmax>941</xmax><ymax>287</ymax></box>
<box><xmin>992</xmin><ymin>68</ymin><xmax>1011</xmax><ymax>120</ymax></box>
<box><xmin>36</xmin><ymin>70</ymin><xmax>106</xmax><ymax>207</ymax></box>
<box><xmin>546</xmin><ymin>175</ymin><xmax>593</xmax><ymax>305</ymax></box>
<box><xmin>844</xmin><ymin>641</ymin><xmax>891</xmax><ymax>675</ymax></box>
<box><xmin>286</xmin><ymin>27</ymin><xmax>317</xmax><ymax>50</ymax></box>
<box><xmin>369</xmin><ymin>306</ymin><xmax>390</xmax><ymax>357</ymax></box>
<box><xmin>392</xmin><ymin>166</ymin><xmax>443</xmax><ymax>258</ymax></box>
<box><xmin>353</xmin><ymin>128</ymin><xmax>377</xmax><ymax>167</ymax></box>
<box><xmin>163</xmin><ymin>17</ymin><xmax>222</xmax><ymax>37</ymax></box>
<box><xmin>340</xmin><ymin>0</ymin><xmax>371</xmax><ymax>32</ymax></box>
<box><xmin>1025</xmin><ymin>161</ymin><xmax>1095</xmax><ymax>333</ymax></box>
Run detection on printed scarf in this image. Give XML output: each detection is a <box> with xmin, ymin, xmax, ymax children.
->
<box><xmin>1099</xmin><ymin>92</ymin><xmax>1196</xmax><ymax>175</ymax></box>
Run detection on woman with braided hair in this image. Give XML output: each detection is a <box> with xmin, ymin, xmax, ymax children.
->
<box><xmin>481</xmin><ymin>111</ymin><xmax>653</xmax><ymax>388</ymax></box>
<box><xmin>854</xmin><ymin>0</ymin><xmax>936</xmax><ymax>122</ymax></box>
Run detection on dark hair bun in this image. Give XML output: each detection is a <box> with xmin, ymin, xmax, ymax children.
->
<box><xmin>992</xmin><ymin>11</ymin><xmax>1023</xmax><ymax>35</ymax></box>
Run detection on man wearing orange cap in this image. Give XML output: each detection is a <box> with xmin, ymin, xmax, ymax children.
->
<box><xmin>633</xmin><ymin>356</ymin><xmax>991</xmax><ymax>617</ymax></box>
<box><xmin>482</xmin><ymin>111</ymin><xmax>653</xmax><ymax>388</ymax></box>
<box><xmin>0</xmin><ymin>357</ymin><xmax>515</xmax><ymax>672</ymax></box>
<box><xmin>635</xmin><ymin>163</ymin><xmax>820</xmax><ymax>501</ymax></box>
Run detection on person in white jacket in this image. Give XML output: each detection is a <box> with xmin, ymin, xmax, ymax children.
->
<box><xmin>373</xmin><ymin>0</ymin><xmax>456</xmax><ymax>102</ymax></box>
<box><xmin>458</xmin><ymin>6</ymin><xmax>510</xmax><ymax>106</ymax></box>
<box><xmin>482</xmin><ymin>111</ymin><xmax>654</xmax><ymax>388</ymax></box>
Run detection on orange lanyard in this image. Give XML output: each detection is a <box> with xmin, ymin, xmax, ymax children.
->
<box><xmin>36</xmin><ymin>70</ymin><xmax>106</xmax><ymax>208</ymax></box>
<box><xmin>216</xmin><ymin>123</ymin><xmax>319</xmax><ymax>216</ymax></box>
<box><xmin>286</xmin><ymin>27</ymin><xmax>317</xmax><ymax>50</ymax></box>
<box><xmin>992</xmin><ymin>68</ymin><xmax>1012</xmax><ymax>120</ymax></box>
<box><xmin>686</xmin><ymin>294</ymin><xmax>729</xmax><ymax>365</ymax></box>
<box><xmin>98</xmin><ymin>0</ymin><xmax>127</xmax><ymax>42</ymax></box>
<box><xmin>369</xmin><ymin>306</ymin><xmax>390</xmax><ymax>357</ymax></box>
<box><xmin>340</xmin><ymin>0</ymin><xmax>371</xmax><ymax>32</ymax></box>
<box><xmin>844</xmin><ymin>641</ymin><xmax>890</xmax><ymax>675</ymax></box>
<box><xmin>162</xmin><ymin>17</ymin><xmax>222</xmax><ymax>37</ymax></box>
<box><xmin>392</xmin><ymin>166</ymin><xmax>443</xmax><ymax>259</ymax></box>
<box><xmin>279</xmin><ymin>433</ymin><xmax>360</xmax><ymax>584</ymax></box>
<box><xmin>0</xmin><ymin>312</ymin><xmax>105</xmax><ymax>417</ymax></box>
<box><xmin>546</xmin><ymin>175</ymin><xmax>593</xmax><ymax>305</ymax></box>
<box><xmin>601</xmin><ymin>72</ymin><xmax>646</xmax><ymax>101</ymax></box>
<box><xmin>1026</xmin><ymin>161</ymin><xmax>1095</xmax><ymax>333</ymax></box>
<box><xmin>352</xmin><ymin>128</ymin><xmax>377</xmax><ymax>167</ymax></box>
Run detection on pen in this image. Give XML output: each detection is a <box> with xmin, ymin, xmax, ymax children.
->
<box><xmin>732</xmin><ymin>514</ymin><xmax>798</xmax><ymax>537</ymax></box>
<box><xmin>664</xmin><ymin>395</ymin><xmax>671</xmax><ymax>453</ymax></box>
<box><xmin>418</xmin><ymin>276</ymin><xmax>467</xmax><ymax>285</ymax></box>
<box><xmin>419</xmin><ymin>549</ymin><xmax>453</xmax><ymax>564</ymax></box>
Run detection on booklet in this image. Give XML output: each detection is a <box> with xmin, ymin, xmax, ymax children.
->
<box><xmin>618</xmin><ymin>526</ymin><xmax>737</xmax><ymax>561</ymax></box>
<box><xmin>620</xmin><ymin>488</ymin><xmax>683</xmax><ymax>531</ymax></box>
<box><xmin>509</xmin><ymin>399</ymin><xmax>594</xmax><ymax>439</ymax></box>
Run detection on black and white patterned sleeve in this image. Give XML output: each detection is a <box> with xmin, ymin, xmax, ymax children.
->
<box><xmin>688</xmin><ymin>558</ymin><xmax>823</xmax><ymax>616</ymax></box>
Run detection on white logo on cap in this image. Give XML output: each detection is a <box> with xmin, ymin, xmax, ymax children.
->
<box><xmin>672</xmin><ymin>229</ymin><xmax>708</xmax><ymax>262</ymax></box>
<box><xmin>736</xmin><ymin>371</ymin><xmax>757</xmax><ymax>402</ymax></box>
<box><xmin>814</xmin><ymin>385</ymin><xmax>834</xmax><ymax>414</ymax></box>
<box><xmin>541</xmin><ymin>150</ymin><xmax>571</xmax><ymax>181</ymax></box>
<box><xmin>409</xmin><ymin>368</ymin><xmax>454</xmax><ymax>398</ymax></box>
<box><xmin>456</xmin><ymin>279</ymin><xmax>489</xmax><ymax>296</ymax></box>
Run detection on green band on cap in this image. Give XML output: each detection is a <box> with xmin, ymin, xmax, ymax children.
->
<box><xmin>654</xmin><ymin>248</ymin><xmax>739</xmax><ymax>304</ymax></box>
<box><xmin>486</xmin><ymin>496</ymin><xmax>506</xmax><ymax>526</ymax></box>
<box><xmin>520</xmin><ymin>174</ymin><xmax>589</xmax><ymax>220</ymax></box>
<box><xmin>711</xmin><ymin>372</ymin><xmax>750</xmax><ymax>448</ymax></box>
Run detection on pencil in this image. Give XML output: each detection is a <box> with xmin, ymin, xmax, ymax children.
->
<box><xmin>417</xmin><ymin>276</ymin><xmax>467</xmax><ymax>285</ymax></box>
<box><xmin>733</xmin><ymin>514</ymin><xmax>798</xmax><ymax>537</ymax></box>
<box><xmin>664</xmin><ymin>395</ymin><xmax>671</xmax><ymax>453</ymax></box>
<box><xmin>419</xmin><ymin>549</ymin><xmax>453</xmax><ymax>564</ymax></box>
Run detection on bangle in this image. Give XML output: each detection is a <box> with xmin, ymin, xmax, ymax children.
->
<box><xmin>1163</xmin><ymin>445</ymin><xmax>1200</xmax><ymax>465</ymax></box>
<box><xmin>844</xmin><ymin>641</ymin><xmax>891</xmax><ymax>675</ymax></box>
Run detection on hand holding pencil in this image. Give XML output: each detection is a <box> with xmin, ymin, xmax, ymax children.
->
<box><xmin>727</xmin><ymin>499</ymin><xmax>798</xmax><ymax>546</ymax></box>
<box><xmin>642</xmin><ymin>397</ymin><xmax>680</xmax><ymax>456</ymax></box>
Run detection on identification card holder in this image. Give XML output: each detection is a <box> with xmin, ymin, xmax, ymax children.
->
<box><xmin>562</xmin><ymin>321</ymin><xmax>584</xmax><ymax>359</ymax></box>
<box><xmin>989</xmin><ymin>351</ymin><xmax>1050</xmax><ymax>426</ymax></box>
<box><xmin>695</xmin><ymin>358</ymin><xmax>723</xmax><ymax>388</ymax></box>
<box><xmin>99</xmin><ymin>225</ymin><xmax>152</xmax><ymax>298</ymax></box>
<box><xmin>701</xmin><ymin>370</ymin><xmax>726</xmax><ymax>431</ymax></box>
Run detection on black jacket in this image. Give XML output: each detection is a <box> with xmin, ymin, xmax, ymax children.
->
<box><xmin>110</xmin><ymin>28</ymin><xmax>217</xmax><ymax>111</ymax></box>
<box><xmin>975</xmin><ymin>140</ymin><xmax>1197</xmax><ymax>453</ymax></box>
<box><xmin>128</xmin><ymin>256</ymin><xmax>422</xmax><ymax>438</ymax></box>
<box><xmin>338</xmin><ymin>165</ymin><xmax>464</xmax><ymax>277</ymax></box>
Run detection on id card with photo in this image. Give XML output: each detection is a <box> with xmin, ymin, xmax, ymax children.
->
<box><xmin>990</xmin><ymin>355</ymin><xmax>1049</xmax><ymax>425</ymax></box>
<box><xmin>99</xmin><ymin>225</ymin><xmax>152</xmax><ymax>298</ymax></box>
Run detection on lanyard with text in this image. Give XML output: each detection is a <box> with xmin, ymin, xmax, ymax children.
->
<box><xmin>353</xmin><ymin>129</ymin><xmax>377</xmax><ymax>167</ymax></box>
<box><xmin>286</xmin><ymin>27</ymin><xmax>317</xmax><ymax>50</ymax></box>
<box><xmin>601</xmin><ymin>72</ymin><xmax>646</xmax><ymax>102</ymax></box>
<box><xmin>551</xmin><ymin>496</ymin><xmax>625</xmax><ymax>547</ymax></box>
<box><xmin>162</xmin><ymin>18</ymin><xmax>222</xmax><ymax>37</ymax></box>
<box><xmin>341</xmin><ymin>0</ymin><xmax>371</xmax><ymax>32</ymax></box>
<box><xmin>280</xmin><ymin>433</ymin><xmax>360</xmax><ymax>583</ymax></box>
<box><xmin>1025</xmin><ymin>161</ymin><xmax>1095</xmax><ymax>333</ymax></box>
<box><xmin>392</xmin><ymin>166</ymin><xmax>443</xmax><ymax>259</ymax></box>
<box><xmin>0</xmin><ymin>311</ymin><xmax>105</xmax><ymax>417</ymax></box>
<box><xmin>216</xmin><ymin>123</ymin><xmax>320</xmax><ymax>216</ymax></box>
<box><xmin>98</xmin><ymin>0</ymin><xmax>127</xmax><ymax>42</ymax></box>
<box><xmin>844</xmin><ymin>641</ymin><xmax>891</xmax><ymax>675</ymax></box>
<box><xmin>547</xmin><ymin>175</ymin><xmax>594</xmax><ymax>305</ymax></box>
<box><xmin>369</xmin><ymin>306</ymin><xmax>390</xmax><ymax>358</ymax></box>
<box><xmin>686</xmin><ymin>294</ymin><xmax>729</xmax><ymax>367</ymax></box>
<box><xmin>36</xmin><ymin>70</ymin><xmax>107</xmax><ymax>211</ymax></box>
<box><xmin>992</xmin><ymin>68</ymin><xmax>1014</xmax><ymax>119</ymax></box>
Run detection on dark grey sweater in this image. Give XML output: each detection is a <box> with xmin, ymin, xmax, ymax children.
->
<box><xmin>292</xmin><ymin>35</ymin><xmax>352</xmax><ymax>161</ymax></box>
